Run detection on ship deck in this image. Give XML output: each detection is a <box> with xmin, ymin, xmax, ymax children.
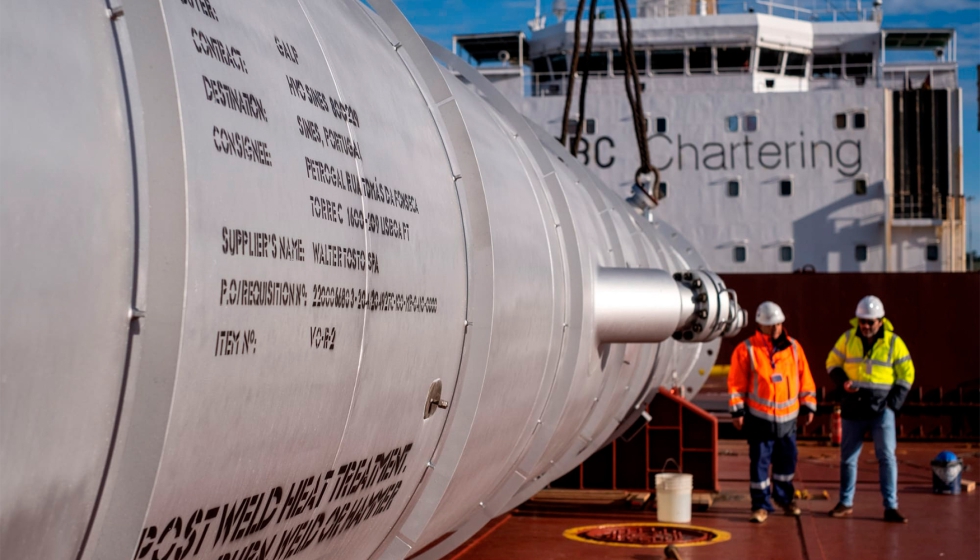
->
<box><xmin>446</xmin><ymin>440</ymin><xmax>980</xmax><ymax>559</ymax></box>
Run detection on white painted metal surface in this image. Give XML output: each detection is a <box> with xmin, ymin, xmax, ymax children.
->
<box><xmin>0</xmin><ymin>2</ymin><xmax>744</xmax><ymax>559</ymax></box>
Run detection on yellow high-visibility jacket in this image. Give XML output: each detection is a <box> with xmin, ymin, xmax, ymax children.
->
<box><xmin>826</xmin><ymin>317</ymin><xmax>914</xmax><ymax>418</ymax></box>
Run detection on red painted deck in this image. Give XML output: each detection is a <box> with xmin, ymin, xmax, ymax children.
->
<box><xmin>447</xmin><ymin>441</ymin><xmax>980</xmax><ymax>559</ymax></box>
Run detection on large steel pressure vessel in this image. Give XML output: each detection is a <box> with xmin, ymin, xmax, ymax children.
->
<box><xmin>0</xmin><ymin>1</ymin><xmax>744</xmax><ymax>559</ymax></box>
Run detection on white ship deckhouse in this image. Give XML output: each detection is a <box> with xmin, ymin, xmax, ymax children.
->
<box><xmin>453</xmin><ymin>0</ymin><xmax>967</xmax><ymax>272</ymax></box>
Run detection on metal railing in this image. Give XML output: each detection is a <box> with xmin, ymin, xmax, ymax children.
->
<box><xmin>549</xmin><ymin>0</ymin><xmax>877</xmax><ymax>23</ymax></box>
<box><xmin>881</xmin><ymin>65</ymin><xmax>958</xmax><ymax>90</ymax></box>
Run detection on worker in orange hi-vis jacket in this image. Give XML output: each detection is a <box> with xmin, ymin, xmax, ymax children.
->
<box><xmin>728</xmin><ymin>301</ymin><xmax>817</xmax><ymax>524</ymax></box>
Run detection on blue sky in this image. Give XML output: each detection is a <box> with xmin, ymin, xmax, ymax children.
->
<box><xmin>393</xmin><ymin>0</ymin><xmax>980</xmax><ymax>252</ymax></box>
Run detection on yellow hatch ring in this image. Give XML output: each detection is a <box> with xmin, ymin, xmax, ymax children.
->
<box><xmin>563</xmin><ymin>522</ymin><xmax>731</xmax><ymax>548</ymax></box>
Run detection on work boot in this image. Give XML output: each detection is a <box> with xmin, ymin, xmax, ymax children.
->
<box><xmin>884</xmin><ymin>508</ymin><xmax>908</xmax><ymax>523</ymax></box>
<box><xmin>778</xmin><ymin>500</ymin><xmax>802</xmax><ymax>516</ymax></box>
<box><xmin>828</xmin><ymin>503</ymin><xmax>853</xmax><ymax>518</ymax></box>
<box><xmin>750</xmin><ymin>509</ymin><xmax>768</xmax><ymax>523</ymax></box>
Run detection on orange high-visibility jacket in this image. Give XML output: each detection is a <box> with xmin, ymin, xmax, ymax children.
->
<box><xmin>728</xmin><ymin>331</ymin><xmax>817</xmax><ymax>424</ymax></box>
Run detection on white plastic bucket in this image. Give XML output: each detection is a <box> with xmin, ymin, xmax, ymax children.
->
<box><xmin>655</xmin><ymin>473</ymin><xmax>693</xmax><ymax>523</ymax></box>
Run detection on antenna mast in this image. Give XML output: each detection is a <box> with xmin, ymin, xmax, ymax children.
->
<box><xmin>528</xmin><ymin>0</ymin><xmax>547</xmax><ymax>31</ymax></box>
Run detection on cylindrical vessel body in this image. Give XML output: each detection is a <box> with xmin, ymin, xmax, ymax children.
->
<box><xmin>0</xmin><ymin>2</ymin><xmax>738</xmax><ymax>559</ymax></box>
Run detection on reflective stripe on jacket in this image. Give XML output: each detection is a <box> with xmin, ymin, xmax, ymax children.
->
<box><xmin>825</xmin><ymin>317</ymin><xmax>914</xmax><ymax>415</ymax></box>
<box><xmin>728</xmin><ymin>331</ymin><xmax>817</xmax><ymax>426</ymax></box>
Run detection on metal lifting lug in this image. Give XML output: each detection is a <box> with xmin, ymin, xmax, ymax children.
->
<box><xmin>424</xmin><ymin>379</ymin><xmax>447</xmax><ymax>419</ymax></box>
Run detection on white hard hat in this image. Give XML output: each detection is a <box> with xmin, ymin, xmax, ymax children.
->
<box><xmin>855</xmin><ymin>295</ymin><xmax>885</xmax><ymax>320</ymax></box>
<box><xmin>755</xmin><ymin>301</ymin><xmax>785</xmax><ymax>326</ymax></box>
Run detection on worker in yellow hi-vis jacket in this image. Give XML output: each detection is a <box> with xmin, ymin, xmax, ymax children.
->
<box><xmin>826</xmin><ymin>295</ymin><xmax>914</xmax><ymax>524</ymax></box>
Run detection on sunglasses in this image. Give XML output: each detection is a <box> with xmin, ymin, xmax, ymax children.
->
<box><xmin>858</xmin><ymin>319</ymin><xmax>878</xmax><ymax>326</ymax></box>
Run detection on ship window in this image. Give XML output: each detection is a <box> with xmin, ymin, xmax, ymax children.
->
<box><xmin>579</xmin><ymin>51</ymin><xmax>609</xmax><ymax>75</ymax></box>
<box><xmin>780</xmin><ymin>179</ymin><xmax>792</xmax><ymax>196</ymax></box>
<box><xmin>854</xmin><ymin>178</ymin><xmax>868</xmax><ymax>195</ymax></box>
<box><xmin>766</xmin><ymin>79</ymin><xmax>775</xmax><ymax>88</ymax></box>
<box><xmin>744</xmin><ymin>115</ymin><xmax>758</xmax><ymax>132</ymax></box>
<box><xmin>727</xmin><ymin>180</ymin><xmax>740</xmax><ymax>197</ymax></box>
<box><xmin>855</xmin><ymin>244</ymin><xmax>868</xmax><ymax>262</ymax></box>
<box><xmin>532</xmin><ymin>57</ymin><xmax>550</xmax><ymax>74</ymax></box>
<box><xmin>651</xmin><ymin>49</ymin><xmax>684</xmax><ymax>74</ymax></box>
<box><xmin>834</xmin><ymin>113</ymin><xmax>847</xmax><ymax>129</ymax></box>
<box><xmin>785</xmin><ymin>52</ymin><xmax>807</xmax><ymax>77</ymax></box>
<box><xmin>812</xmin><ymin>53</ymin><xmax>842</xmax><ymax>78</ymax></box>
<box><xmin>845</xmin><ymin>52</ymin><xmax>873</xmax><ymax>77</ymax></box>
<box><xmin>717</xmin><ymin>46</ymin><xmax>751</xmax><ymax>73</ymax></box>
<box><xmin>689</xmin><ymin>47</ymin><xmax>712</xmax><ymax>74</ymax></box>
<box><xmin>726</xmin><ymin>116</ymin><xmax>739</xmax><ymax>132</ymax></box>
<box><xmin>656</xmin><ymin>117</ymin><xmax>668</xmax><ymax>133</ymax></box>
<box><xmin>758</xmin><ymin>48</ymin><xmax>783</xmax><ymax>73</ymax></box>
<box><xmin>780</xmin><ymin>246</ymin><xmax>793</xmax><ymax>262</ymax></box>
<box><xmin>569</xmin><ymin>119</ymin><xmax>596</xmax><ymax>135</ymax></box>
<box><xmin>926</xmin><ymin>244</ymin><xmax>939</xmax><ymax>261</ymax></box>
<box><xmin>658</xmin><ymin>182</ymin><xmax>668</xmax><ymax>199</ymax></box>
<box><xmin>549</xmin><ymin>53</ymin><xmax>568</xmax><ymax>73</ymax></box>
<box><xmin>734</xmin><ymin>246</ymin><xmax>747</xmax><ymax>262</ymax></box>
<box><xmin>853</xmin><ymin>112</ymin><xmax>866</xmax><ymax>129</ymax></box>
<box><xmin>613</xmin><ymin>50</ymin><xmax>647</xmax><ymax>74</ymax></box>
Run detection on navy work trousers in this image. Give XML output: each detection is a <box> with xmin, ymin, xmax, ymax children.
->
<box><xmin>748</xmin><ymin>431</ymin><xmax>798</xmax><ymax>511</ymax></box>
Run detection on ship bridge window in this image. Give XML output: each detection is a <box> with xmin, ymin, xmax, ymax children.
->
<box><xmin>578</xmin><ymin>51</ymin><xmax>609</xmax><ymax>75</ymax></box>
<box><xmin>834</xmin><ymin>113</ymin><xmax>847</xmax><ymax>129</ymax></box>
<box><xmin>733</xmin><ymin>246</ymin><xmax>747</xmax><ymax>262</ymax></box>
<box><xmin>726</xmin><ymin>115</ymin><xmax>739</xmax><ymax>132</ymax></box>
<box><xmin>855</xmin><ymin>244</ymin><xmax>868</xmax><ymax>262</ymax></box>
<box><xmin>845</xmin><ymin>52</ymin><xmax>873</xmax><ymax>77</ymax></box>
<box><xmin>717</xmin><ymin>46</ymin><xmax>751</xmax><ymax>73</ymax></box>
<box><xmin>532</xmin><ymin>57</ymin><xmax>550</xmax><ymax>74</ymax></box>
<box><xmin>780</xmin><ymin>246</ymin><xmax>793</xmax><ymax>262</ymax></box>
<box><xmin>785</xmin><ymin>52</ymin><xmax>807</xmax><ymax>77</ymax></box>
<box><xmin>689</xmin><ymin>47</ymin><xmax>712</xmax><ymax>74</ymax></box>
<box><xmin>812</xmin><ymin>53</ymin><xmax>842</xmax><ymax>78</ymax></box>
<box><xmin>758</xmin><ymin>48</ymin><xmax>784</xmax><ymax>73</ymax></box>
<box><xmin>744</xmin><ymin>114</ymin><xmax>757</xmax><ymax>132</ymax></box>
<box><xmin>656</xmin><ymin>117</ymin><xmax>668</xmax><ymax>133</ymax></box>
<box><xmin>549</xmin><ymin>53</ymin><xmax>568</xmax><ymax>73</ymax></box>
<box><xmin>613</xmin><ymin>50</ymin><xmax>647</xmax><ymax>74</ymax></box>
<box><xmin>927</xmin><ymin>244</ymin><xmax>939</xmax><ymax>261</ymax></box>
<box><xmin>651</xmin><ymin>49</ymin><xmax>684</xmax><ymax>74</ymax></box>
<box><xmin>853</xmin><ymin>112</ymin><xmax>866</xmax><ymax>129</ymax></box>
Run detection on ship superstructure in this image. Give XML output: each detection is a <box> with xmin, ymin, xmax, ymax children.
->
<box><xmin>453</xmin><ymin>0</ymin><xmax>967</xmax><ymax>272</ymax></box>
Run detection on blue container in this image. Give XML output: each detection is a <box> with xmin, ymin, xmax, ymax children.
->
<box><xmin>931</xmin><ymin>451</ymin><xmax>963</xmax><ymax>495</ymax></box>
